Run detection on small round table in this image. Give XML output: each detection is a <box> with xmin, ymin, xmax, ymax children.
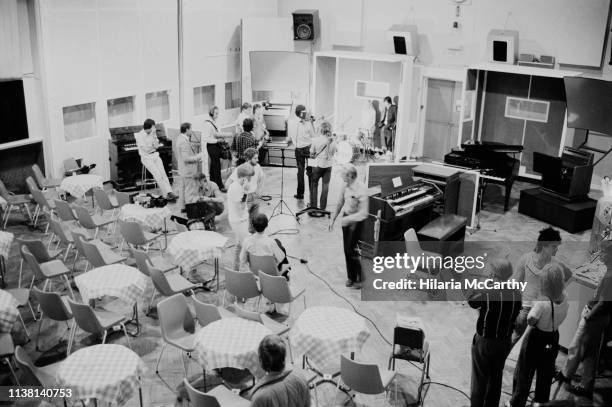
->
<box><xmin>0</xmin><ymin>289</ymin><xmax>18</xmax><ymax>334</ymax></box>
<box><xmin>74</xmin><ymin>265</ymin><xmax>147</xmax><ymax>335</ymax></box>
<box><xmin>194</xmin><ymin>318</ymin><xmax>272</xmax><ymax>379</ymax></box>
<box><xmin>60</xmin><ymin>174</ymin><xmax>103</xmax><ymax>199</ymax></box>
<box><xmin>290</xmin><ymin>306</ymin><xmax>370</xmax><ymax>371</ymax></box>
<box><xmin>56</xmin><ymin>344</ymin><xmax>146</xmax><ymax>406</ymax></box>
<box><xmin>167</xmin><ymin>230</ymin><xmax>227</xmax><ymax>290</ymax></box>
<box><xmin>119</xmin><ymin>204</ymin><xmax>172</xmax><ymax>231</ymax></box>
<box><xmin>0</xmin><ymin>231</ymin><xmax>14</xmax><ymax>287</ymax></box>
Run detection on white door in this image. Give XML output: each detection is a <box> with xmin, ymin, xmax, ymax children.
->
<box><xmin>422</xmin><ymin>79</ymin><xmax>461</xmax><ymax>161</ymax></box>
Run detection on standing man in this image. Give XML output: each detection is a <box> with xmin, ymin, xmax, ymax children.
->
<box><xmin>330</xmin><ymin>164</ymin><xmax>368</xmax><ymax>289</ymax></box>
<box><xmin>227</xmin><ymin>163</ymin><xmax>255</xmax><ymax>271</ymax></box>
<box><xmin>468</xmin><ymin>258</ymin><xmax>522</xmax><ymax>407</ymax></box>
<box><xmin>176</xmin><ymin>122</ymin><xmax>201</xmax><ymax>211</ymax></box>
<box><xmin>287</xmin><ymin>104</ymin><xmax>315</xmax><ymax>200</ymax></box>
<box><xmin>379</xmin><ymin>96</ymin><xmax>397</xmax><ymax>152</ymax></box>
<box><xmin>135</xmin><ymin>118</ymin><xmax>177</xmax><ymax>201</ymax></box>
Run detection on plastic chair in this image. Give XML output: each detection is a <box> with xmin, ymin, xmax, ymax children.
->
<box><xmin>0</xmin><ymin>334</ymin><xmax>19</xmax><ymax>385</ymax></box>
<box><xmin>404</xmin><ymin>228</ymin><xmax>442</xmax><ymax>274</ymax></box>
<box><xmin>258</xmin><ymin>271</ymin><xmax>305</xmax><ymax>317</ymax></box>
<box><xmin>114</xmin><ymin>191</ymin><xmax>132</xmax><ymax>207</ymax></box>
<box><xmin>192</xmin><ymin>297</ymin><xmax>235</xmax><ymax>327</ymax></box>
<box><xmin>149</xmin><ymin>267</ymin><xmax>198</xmax><ymax>313</ymax></box>
<box><xmin>156</xmin><ymin>294</ymin><xmax>196</xmax><ymax>378</ymax></box>
<box><xmin>16</xmin><ymin>237</ymin><xmax>63</xmax><ymax>276</ymax></box>
<box><xmin>31</xmin><ymin>164</ymin><xmax>61</xmax><ymax>190</ymax></box>
<box><xmin>80</xmin><ymin>237</ymin><xmax>127</xmax><ymax>268</ymax></box>
<box><xmin>63</xmin><ymin>157</ymin><xmax>81</xmax><ymax>176</ymax></box>
<box><xmin>223</xmin><ymin>270</ymin><xmax>261</xmax><ymax>310</ymax></box>
<box><xmin>73</xmin><ymin>205</ymin><xmax>113</xmax><ymax>239</ymax></box>
<box><xmin>118</xmin><ymin>220</ymin><xmax>163</xmax><ymax>252</ymax></box>
<box><xmin>47</xmin><ymin>218</ymin><xmax>84</xmax><ymax>264</ymax></box>
<box><xmin>183</xmin><ymin>378</ymin><xmax>250</xmax><ymax>407</ymax></box>
<box><xmin>27</xmin><ymin>178</ymin><xmax>55</xmax><ymax>231</ymax></box>
<box><xmin>247</xmin><ymin>253</ymin><xmax>279</xmax><ymax>277</ymax></box>
<box><xmin>20</xmin><ymin>245</ymin><xmax>74</xmax><ymax>299</ymax></box>
<box><xmin>0</xmin><ymin>178</ymin><xmax>33</xmax><ymax>229</ymax></box>
<box><xmin>131</xmin><ymin>247</ymin><xmax>176</xmax><ymax>274</ymax></box>
<box><xmin>388</xmin><ymin>325</ymin><xmax>430</xmax><ymax>404</ymax></box>
<box><xmin>32</xmin><ymin>287</ymin><xmax>74</xmax><ymax>355</ymax></box>
<box><xmin>14</xmin><ymin>346</ymin><xmax>62</xmax><ymax>387</ymax></box>
<box><xmin>93</xmin><ymin>188</ymin><xmax>120</xmax><ymax>232</ymax></box>
<box><xmin>67</xmin><ymin>299</ymin><xmax>131</xmax><ymax>351</ymax></box>
<box><xmin>338</xmin><ymin>355</ymin><xmax>397</xmax><ymax>404</ymax></box>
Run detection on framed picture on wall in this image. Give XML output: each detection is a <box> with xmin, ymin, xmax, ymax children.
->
<box><xmin>504</xmin><ymin>97</ymin><xmax>550</xmax><ymax>123</ymax></box>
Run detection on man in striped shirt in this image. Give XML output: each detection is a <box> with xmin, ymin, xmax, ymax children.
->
<box><xmin>468</xmin><ymin>258</ymin><xmax>522</xmax><ymax>407</ymax></box>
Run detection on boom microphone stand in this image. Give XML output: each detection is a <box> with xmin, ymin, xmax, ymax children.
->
<box><xmin>269</xmin><ymin>145</ymin><xmax>299</xmax><ymax>235</ymax></box>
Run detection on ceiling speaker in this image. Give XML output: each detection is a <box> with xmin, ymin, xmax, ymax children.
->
<box><xmin>292</xmin><ymin>9</ymin><xmax>319</xmax><ymax>41</ymax></box>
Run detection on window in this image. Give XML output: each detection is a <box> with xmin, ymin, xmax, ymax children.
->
<box><xmin>354</xmin><ymin>80</ymin><xmax>390</xmax><ymax>100</ymax></box>
<box><xmin>193</xmin><ymin>85</ymin><xmax>215</xmax><ymax>116</ymax></box>
<box><xmin>107</xmin><ymin>96</ymin><xmax>135</xmax><ymax>128</ymax></box>
<box><xmin>505</xmin><ymin>97</ymin><xmax>550</xmax><ymax>123</ymax></box>
<box><xmin>225</xmin><ymin>81</ymin><xmax>241</xmax><ymax>110</ymax></box>
<box><xmin>146</xmin><ymin>90</ymin><xmax>170</xmax><ymax>121</ymax></box>
<box><xmin>252</xmin><ymin>90</ymin><xmax>274</xmax><ymax>102</ymax></box>
<box><xmin>63</xmin><ymin>102</ymin><xmax>96</xmax><ymax>142</ymax></box>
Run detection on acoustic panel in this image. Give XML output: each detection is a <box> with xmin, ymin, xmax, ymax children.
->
<box><xmin>249</xmin><ymin>51</ymin><xmax>310</xmax><ymax>92</ymax></box>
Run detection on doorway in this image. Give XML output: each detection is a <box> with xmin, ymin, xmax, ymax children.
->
<box><xmin>421</xmin><ymin>78</ymin><xmax>462</xmax><ymax>161</ymax></box>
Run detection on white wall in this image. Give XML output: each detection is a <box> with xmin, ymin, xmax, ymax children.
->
<box><xmin>278</xmin><ymin>0</ymin><xmax>611</xmax><ymax>72</ymax></box>
<box><xmin>182</xmin><ymin>0</ymin><xmax>277</xmax><ymax>133</ymax></box>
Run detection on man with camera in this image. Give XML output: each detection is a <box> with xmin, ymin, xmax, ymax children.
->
<box><xmin>287</xmin><ymin>104</ymin><xmax>315</xmax><ymax>200</ymax></box>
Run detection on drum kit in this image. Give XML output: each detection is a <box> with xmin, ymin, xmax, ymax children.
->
<box><xmin>334</xmin><ymin>129</ymin><xmax>376</xmax><ymax>164</ymax></box>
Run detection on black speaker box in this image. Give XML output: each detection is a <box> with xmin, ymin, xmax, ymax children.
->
<box><xmin>292</xmin><ymin>9</ymin><xmax>319</xmax><ymax>41</ymax></box>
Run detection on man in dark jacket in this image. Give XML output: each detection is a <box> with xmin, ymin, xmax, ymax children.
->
<box><xmin>379</xmin><ymin>96</ymin><xmax>397</xmax><ymax>151</ymax></box>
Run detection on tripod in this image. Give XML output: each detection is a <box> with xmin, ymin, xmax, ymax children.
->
<box><xmin>269</xmin><ymin>146</ymin><xmax>299</xmax><ymax>234</ymax></box>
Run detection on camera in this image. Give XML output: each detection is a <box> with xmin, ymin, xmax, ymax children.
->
<box><xmin>299</xmin><ymin>110</ymin><xmax>315</xmax><ymax>121</ymax></box>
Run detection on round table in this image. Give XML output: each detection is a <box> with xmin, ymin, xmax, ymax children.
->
<box><xmin>56</xmin><ymin>344</ymin><xmax>146</xmax><ymax>406</ymax></box>
<box><xmin>194</xmin><ymin>318</ymin><xmax>272</xmax><ymax>378</ymax></box>
<box><xmin>60</xmin><ymin>174</ymin><xmax>103</xmax><ymax>199</ymax></box>
<box><xmin>167</xmin><ymin>231</ymin><xmax>227</xmax><ymax>291</ymax></box>
<box><xmin>74</xmin><ymin>265</ymin><xmax>147</xmax><ymax>335</ymax></box>
<box><xmin>0</xmin><ymin>289</ymin><xmax>18</xmax><ymax>334</ymax></box>
<box><xmin>290</xmin><ymin>306</ymin><xmax>370</xmax><ymax>370</ymax></box>
<box><xmin>119</xmin><ymin>204</ymin><xmax>172</xmax><ymax>231</ymax></box>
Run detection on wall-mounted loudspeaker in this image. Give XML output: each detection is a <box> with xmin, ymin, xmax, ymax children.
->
<box><xmin>292</xmin><ymin>9</ymin><xmax>319</xmax><ymax>41</ymax></box>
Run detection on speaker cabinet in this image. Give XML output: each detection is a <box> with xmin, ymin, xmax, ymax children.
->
<box><xmin>292</xmin><ymin>9</ymin><xmax>319</xmax><ymax>41</ymax></box>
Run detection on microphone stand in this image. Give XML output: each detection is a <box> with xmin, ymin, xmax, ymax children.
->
<box><xmin>269</xmin><ymin>144</ymin><xmax>299</xmax><ymax>235</ymax></box>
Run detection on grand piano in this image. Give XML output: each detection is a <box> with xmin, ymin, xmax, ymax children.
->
<box><xmin>444</xmin><ymin>141</ymin><xmax>523</xmax><ymax>211</ymax></box>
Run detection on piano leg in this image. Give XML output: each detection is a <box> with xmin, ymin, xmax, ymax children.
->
<box><xmin>504</xmin><ymin>182</ymin><xmax>513</xmax><ymax>212</ymax></box>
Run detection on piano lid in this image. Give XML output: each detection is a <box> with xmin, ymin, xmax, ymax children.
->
<box><xmin>413</xmin><ymin>163</ymin><xmax>460</xmax><ymax>178</ymax></box>
<box><xmin>461</xmin><ymin>140</ymin><xmax>523</xmax><ymax>153</ymax></box>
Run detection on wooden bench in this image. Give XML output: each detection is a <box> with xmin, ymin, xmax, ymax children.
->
<box><xmin>417</xmin><ymin>214</ymin><xmax>467</xmax><ymax>256</ymax></box>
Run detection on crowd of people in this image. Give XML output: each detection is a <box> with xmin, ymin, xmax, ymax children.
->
<box><xmin>468</xmin><ymin>229</ymin><xmax>612</xmax><ymax>407</ymax></box>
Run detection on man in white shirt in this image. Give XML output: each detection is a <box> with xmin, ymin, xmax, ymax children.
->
<box><xmin>240</xmin><ymin>213</ymin><xmax>290</xmax><ymax>278</ymax></box>
<box><xmin>330</xmin><ymin>164</ymin><xmax>369</xmax><ymax>289</ymax></box>
<box><xmin>135</xmin><ymin>118</ymin><xmax>177</xmax><ymax>201</ymax></box>
<box><xmin>226</xmin><ymin>148</ymin><xmax>265</xmax><ymax>201</ymax></box>
<box><xmin>287</xmin><ymin>104</ymin><xmax>315</xmax><ymax>200</ymax></box>
<box><xmin>228</xmin><ymin>163</ymin><xmax>255</xmax><ymax>270</ymax></box>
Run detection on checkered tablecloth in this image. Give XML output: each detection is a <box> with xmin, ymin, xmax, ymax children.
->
<box><xmin>119</xmin><ymin>204</ymin><xmax>172</xmax><ymax>230</ymax></box>
<box><xmin>0</xmin><ymin>196</ymin><xmax>6</xmax><ymax>211</ymax></box>
<box><xmin>74</xmin><ymin>264</ymin><xmax>147</xmax><ymax>305</ymax></box>
<box><xmin>194</xmin><ymin>318</ymin><xmax>272</xmax><ymax>377</ymax></box>
<box><xmin>167</xmin><ymin>230</ymin><xmax>227</xmax><ymax>271</ymax></box>
<box><xmin>0</xmin><ymin>289</ymin><xmax>19</xmax><ymax>334</ymax></box>
<box><xmin>290</xmin><ymin>306</ymin><xmax>371</xmax><ymax>370</ymax></box>
<box><xmin>0</xmin><ymin>231</ymin><xmax>13</xmax><ymax>259</ymax></box>
<box><xmin>60</xmin><ymin>174</ymin><xmax>103</xmax><ymax>198</ymax></box>
<box><xmin>57</xmin><ymin>344</ymin><xmax>146</xmax><ymax>406</ymax></box>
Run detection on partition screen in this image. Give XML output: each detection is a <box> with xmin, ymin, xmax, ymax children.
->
<box><xmin>250</xmin><ymin>51</ymin><xmax>310</xmax><ymax>92</ymax></box>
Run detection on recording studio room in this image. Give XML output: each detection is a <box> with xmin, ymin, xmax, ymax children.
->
<box><xmin>1</xmin><ymin>1</ymin><xmax>612</xmax><ymax>407</ymax></box>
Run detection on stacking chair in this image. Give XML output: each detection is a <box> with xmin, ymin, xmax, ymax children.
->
<box><xmin>73</xmin><ymin>205</ymin><xmax>113</xmax><ymax>239</ymax></box>
<box><xmin>223</xmin><ymin>270</ymin><xmax>261</xmax><ymax>310</ymax></box>
<box><xmin>131</xmin><ymin>247</ymin><xmax>177</xmax><ymax>274</ymax></box>
<box><xmin>388</xmin><ymin>325</ymin><xmax>430</xmax><ymax>404</ymax></box>
<box><xmin>80</xmin><ymin>237</ymin><xmax>127</xmax><ymax>269</ymax></box>
<box><xmin>26</xmin><ymin>177</ymin><xmax>55</xmax><ymax>232</ymax></box>
<box><xmin>47</xmin><ymin>218</ymin><xmax>84</xmax><ymax>264</ymax></box>
<box><xmin>93</xmin><ymin>188</ymin><xmax>120</xmax><ymax>232</ymax></box>
<box><xmin>258</xmin><ymin>271</ymin><xmax>306</xmax><ymax>317</ymax></box>
<box><xmin>183</xmin><ymin>378</ymin><xmax>249</xmax><ymax>407</ymax></box>
<box><xmin>0</xmin><ymin>334</ymin><xmax>19</xmax><ymax>385</ymax></box>
<box><xmin>404</xmin><ymin>228</ymin><xmax>442</xmax><ymax>275</ymax></box>
<box><xmin>118</xmin><ymin>220</ymin><xmax>163</xmax><ymax>252</ymax></box>
<box><xmin>21</xmin><ymin>245</ymin><xmax>74</xmax><ymax>299</ymax></box>
<box><xmin>114</xmin><ymin>191</ymin><xmax>132</xmax><ymax>207</ymax></box>
<box><xmin>148</xmin><ymin>267</ymin><xmax>199</xmax><ymax>313</ymax></box>
<box><xmin>31</xmin><ymin>164</ymin><xmax>61</xmax><ymax>190</ymax></box>
<box><xmin>14</xmin><ymin>346</ymin><xmax>62</xmax><ymax>387</ymax></box>
<box><xmin>32</xmin><ymin>287</ymin><xmax>74</xmax><ymax>355</ymax></box>
<box><xmin>5</xmin><ymin>287</ymin><xmax>34</xmax><ymax>341</ymax></box>
<box><xmin>156</xmin><ymin>294</ymin><xmax>197</xmax><ymax>378</ymax></box>
<box><xmin>0</xmin><ymin>178</ymin><xmax>33</xmax><ymax>229</ymax></box>
<box><xmin>337</xmin><ymin>355</ymin><xmax>397</xmax><ymax>404</ymax></box>
<box><xmin>67</xmin><ymin>299</ymin><xmax>131</xmax><ymax>351</ymax></box>
<box><xmin>17</xmin><ymin>237</ymin><xmax>63</xmax><ymax>276</ymax></box>
<box><xmin>192</xmin><ymin>297</ymin><xmax>235</xmax><ymax>327</ymax></box>
<box><xmin>53</xmin><ymin>200</ymin><xmax>78</xmax><ymax>224</ymax></box>
<box><xmin>247</xmin><ymin>254</ymin><xmax>279</xmax><ymax>277</ymax></box>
